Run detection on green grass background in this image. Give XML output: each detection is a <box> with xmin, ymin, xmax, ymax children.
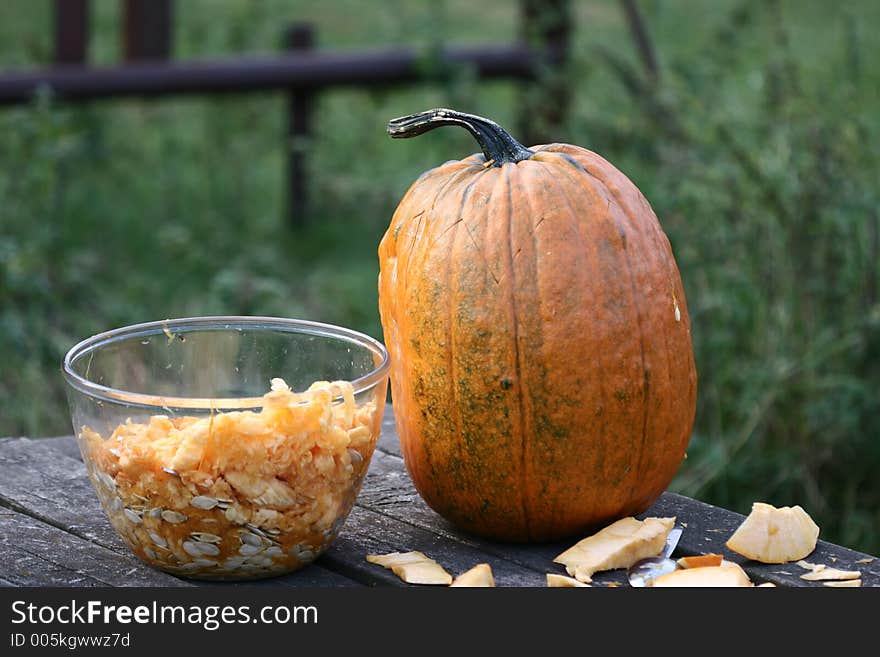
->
<box><xmin>1</xmin><ymin>0</ymin><xmax>878</xmax><ymax>555</ymax></box>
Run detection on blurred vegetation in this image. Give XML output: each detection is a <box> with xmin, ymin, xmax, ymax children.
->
<box><xmin>1</xmin><ymin>0</ymin><xmax>877</xmax><ymax>555</ymax></box>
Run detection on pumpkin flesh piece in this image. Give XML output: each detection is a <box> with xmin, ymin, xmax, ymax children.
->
<box><xmin>450</xmin><ymin>563</ymin><xmax>496</xmax><ymax>587</ymax></box>
<box><xmin>650</xmin><ymin>565</ymin><xmax>753</xmax><ymax>587</ymax></box>
<box><xmin>725</xmin><ymin>502</ymin><xmax>820</xmax><ymax>564</ymax></box>
<box><xmin>546</xmin><ymin>573</ymin><xmax>591</xmax><ymax>587</ymax></box>
<box><xmin>365</xmin><ymin>551</ymin><xmax>453</xmax><ymax>585</ymax></box>
<box><xmin>553</xmin><ymin>516</ymin><xmax>675</xmax><ymax>583</ymax></box>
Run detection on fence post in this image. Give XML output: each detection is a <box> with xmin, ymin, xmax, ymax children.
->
<box><xmin>284</xmin><ymin>22</ymin><xmax>315</xmax><ymax>229</ymax></box>
<box><xmin>123</xmin><ymin>0</ymin><xmax>172</xmax><ymax>61</ymax></box>
<box><xmin>518</xmin><ymin>0</ymin><xmax>571</xmax><ymax>144</ymax></box>
<box><xmin>53</xmin><ymin>0</ymin><xmax>90</xmax><ymax>65</ymax></box>
<box><xmin>619</xmin><ymin>0</ymin><xmax>659</xmax><ymax>83</ymax></box>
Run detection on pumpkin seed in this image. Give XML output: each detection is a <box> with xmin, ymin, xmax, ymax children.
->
<box><xmin>143</xmin><ymin>547</ymin><xmax>157</xmax><ymax>561</ymax></box>
<box><xmin>183</xmin><ymin>540</ymin><xmax>220</xmax><ymax>557</ymax></box>
<box><xmin>148</xmin><ymin>530</ymin><xmax>168</xmax><ymax>548</ymax></box>
<box><xmin>146</xmin><ymin>507</ymin><xmax>163</xmax><ymax>520</ymax></box>
<box><xmin>193</xmin><ymin>558</ymin><xmax>218</xmax><ymax>567</ymax></box>
<box><xmin>348</xmin><ymin>448</ymin><xmax>364</xmax><ymax>466</ymax></box>
<box><xmin>162</xmin><ymin>467</ymin><xmax>179</xmax><ymax>477</ymax></box>
<box><xmin>161</xmin><ymin>510</ymin><xmax>188</xmax><ymax>524</ymax></box>
<box><xmin>123</xmin><ymin>508</ymin><xmax>143</xmax><ymax>524</ymax></box>
<box><xmin>264</xmin><ymin>546</ymin><xmax>283</xmax><ymax>558</ymax></box>
<box><xmin>251</xmin><ymin>555</ymin><xmax>273</xmax><ymax>567</ymax></box>
<box><xmin>190</xmin><ymin>496</ymin><xmax>219</xmax><ymax>510</ymax></box>
<box><xmin>238</xmin><ymin>543</ymin><xmax>263</xmax><ymax>556</ymax></box>
<box><xmin>96</xmin><ymin>471</ymin><xmax>117</xmax><ymax>491</ymax></box>
<box><xmin>190</xmin><ymin>532</ymin><xmax>222</xmax><ymax>544</ymax></box>
<box><xmin>178</xmin><ymin>562</ymin><xmax>204</xmax><ymax>572</ymax></box>
<box><xmin>222</xmin><ymin>557</ymin><xmax>245</xmax><ymax>569</ymax></box>
<box><xmin>240</xmin><ymin>532</ymin><xmax>263</xmax><ymax>547</ymax></box>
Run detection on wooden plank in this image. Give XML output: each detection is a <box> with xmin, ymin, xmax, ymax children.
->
<box><xmin>33</xmin><ymin>434</ymin><xmax>82</xmax><ymax>462</ymax></box>
<box><xmin>0</xmin><ymin>437</ymin><xmax>126</xmax><ymax>551</ymax></box>
<box><xmin>361</xmin><ymin>447</ymin><xmax>880</xmax><ymax>587</ymax></box>
<box><xmin>376</xmin><ymin>403</ymin><xmax>402</xmax><ymax>458</ymax></box>
<box><xmin>0</xmin><ymin>437</ymin><xmax>362</xmax><ymax>587</ymax></box>
<box><xmin>0</xmin><ymin>507</ymin><xmax>189</xmax><ymax>587</ymax></box>
<box><xmin>325</xmin><ymin>504</ymin><xmax>546</xmax><ymax>587</ymax></box>
<box><xmin>10</xmin><ymin>427</ymin><xmax>879</xmax><ymax>588</ymax></box>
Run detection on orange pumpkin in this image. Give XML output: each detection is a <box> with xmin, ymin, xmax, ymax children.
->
<box><xmin>378</xmin><ymin>109</ymin><xmax>696</xmax><ymax>542</ymax></box>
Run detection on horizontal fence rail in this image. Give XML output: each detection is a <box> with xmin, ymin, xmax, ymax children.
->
<box><xmin>0</xmin><ymin>45</ymin><xmax>535</xmax><ymax>105</ymax></box>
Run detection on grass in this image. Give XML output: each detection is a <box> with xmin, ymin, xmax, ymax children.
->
<box><xmin>1</xmin><ymin>0</ymin><xmax>878</xmax><ymax>555</ymax></box>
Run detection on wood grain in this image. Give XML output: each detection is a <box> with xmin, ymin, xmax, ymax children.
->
<box><xmin>1</xmin><ymin>403</ymin><xmax>877</xmax><ymax>588</ymax></box>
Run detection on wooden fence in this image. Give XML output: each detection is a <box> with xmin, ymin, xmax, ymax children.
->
<box><xmin>0</xmin><ymin>0</ymin><xmax>571</xmax><ymax>226</ymax></box>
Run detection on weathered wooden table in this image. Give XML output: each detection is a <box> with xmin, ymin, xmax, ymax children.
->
<box><xmin>1</xmin><ymin>405</ymin><xmax>877</xmax><ymax>588</ymax></box>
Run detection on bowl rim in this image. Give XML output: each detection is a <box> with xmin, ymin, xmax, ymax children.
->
<box><xmin>62</xmin><ymin>315</ymin><xmax>390</xmax><ymax>410</ymax></box>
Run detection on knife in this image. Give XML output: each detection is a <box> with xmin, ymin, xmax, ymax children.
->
<box><xmin>627</xmin><ymin>525</ymin><xmax>683</xmax><ymax>587</ymax></box>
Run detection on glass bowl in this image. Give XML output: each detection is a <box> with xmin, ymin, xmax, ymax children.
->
<box><xmin>62</xmin><ymin>316</ymin><xmax>390</xmax><ymax>581</ymax></box>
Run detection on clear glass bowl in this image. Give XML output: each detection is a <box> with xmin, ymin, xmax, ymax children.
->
<box><xmin>62</xmin><ymin>316</ymin><xmax>390</xmax><ymax>581</ymax></box>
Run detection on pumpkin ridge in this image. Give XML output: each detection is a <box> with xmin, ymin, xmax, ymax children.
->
<box><xmin>552</xmin><ymin>151</ymin><xmax>694</xmax><ymax>500</ymax></box>
<box><xmin>546</xmin><ymin>153</ymin><xmax>654</xmax><ymax>507</ymax></box>
<box><xmin>531</xmin><ymin>159</ymin><xmax>610</xmax><ymax>530</ymax></box>
<box><xmin>404</xmin><ymin>165</ymin><xmax>479</xmax><ymax>290</ymax></box>
<box><xmin>401</xmin><ymin>166</ymin><xmax>478</xmax><ymax>502</ymax></box>
<box><xmin>430</xmin><ymin>168</ymin><xmax>494</xmax><ymax>505</ymax></box>
<box><xmin>427</xmin><ymin>171</ymin><xmax>489</xmax><ymax>251</ymax></box>
<box><xmin>504</xmin><ymin>163</ymin><xmax>533</xmax><ymax>541</ymax></box>
<box><xmin>444</xmin><ymin>172</ymin><xmax>492</xmax><ymax>508</ymax></box>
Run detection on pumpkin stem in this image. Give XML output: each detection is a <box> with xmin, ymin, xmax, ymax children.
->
<box><xmin>387</xmin><ymin>108</ymin><xmax>534</xmax><ymax>166</ymax></box>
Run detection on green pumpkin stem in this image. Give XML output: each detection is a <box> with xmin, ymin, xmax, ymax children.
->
<box><xmin>387</xmin><ymin>108</ymin><xmax>534</xmax><ymax>166</ymax></box>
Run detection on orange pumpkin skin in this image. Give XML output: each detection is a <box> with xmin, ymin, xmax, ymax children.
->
<box><xmin>378</xmin><ymin>110</ymin><xmax>697</xmax><ymax>543</ymax></box>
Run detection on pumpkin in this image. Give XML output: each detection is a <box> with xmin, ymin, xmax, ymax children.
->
<box><xmin>378</xmin><ymin>108</ymin><xmax>696</xmax><ymax>543</ymax></box>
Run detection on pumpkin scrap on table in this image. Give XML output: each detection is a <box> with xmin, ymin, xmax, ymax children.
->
<box><xmin>553</xmin><ymin>516</ymin><xmax>675</xmax><ymax>583</ymax></box>
<box><xmin>366</xmin><ymin>551</ymin><xmax>453</xmax><ymax>585</ymax></box>
<box><xmin>725</xmin><ymin>502</ymin><xmax>820</xmax><ymax>564</ymax></box>
<box><xmin>650</xmin><ymin>562</ymin><xmax>753</xmax><ymax>588</ymax></box>
<box><xmin>378</xmin><ymin>108</ymin><xmax>697</xmax><ymax>543</ymax></box>
<box><xmin>450</xmin><ymin>563</ymin><xmax>496</xmax><ymax>587</ymax></box>
<box><xmin>797</xmin><ymin>560</ymin><xmax>861</xmax><ymax>586</ymax></box>
<box><xmin>676</xmin><ymin>553</ymin><xmax>724</xmax><ymax>569</ymax></box>
<box><xmin>546</xmin><ymin>573</ymin><xmax>591</xmax><ymax>588</ymax></box>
